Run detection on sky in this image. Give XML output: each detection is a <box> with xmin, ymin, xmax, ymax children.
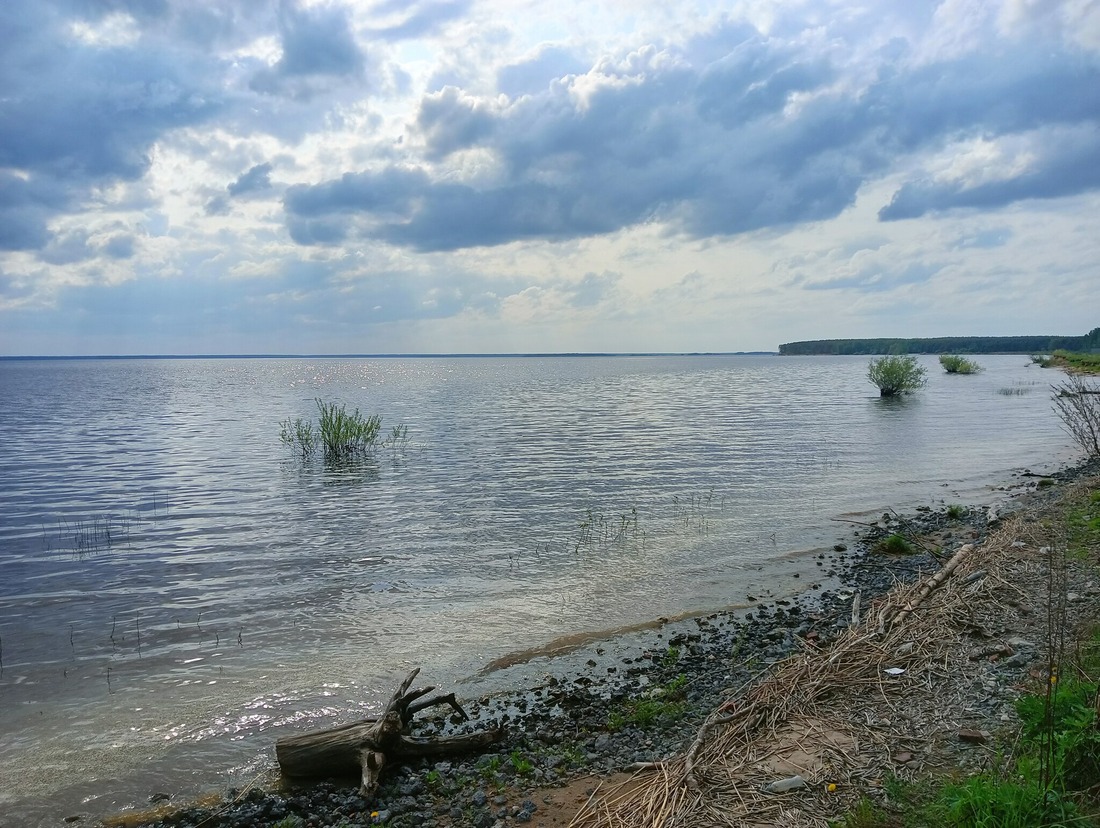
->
<box><xmin>1</xmin><ymin>0</ymin><xmax>1098</xmax><ymax>356</ymax></box>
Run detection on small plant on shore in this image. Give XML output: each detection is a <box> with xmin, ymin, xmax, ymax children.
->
<box><xmin>946</xmin><ymin>504</ymin><xmax>967</xmax><ymax>520</ymax></box>
<box><xmin>478</xmin><ymin>754</ymin><xmax>503</xmax><ymax>780</ymax></box>
<box><xmin>661</xmin><ymin>646</ymin><xmax>681</xmax><ymax>668</ymax></box>
<box><xmin>509</xmin><ymin>749</ymin><xmax>534</xmax><ymax>776</ymax></box>
<box><xmin>272</xmin><ymin>816</ymin><xmax>305</xmax><ymax>828</ymax></box>
<box><xmin>868</xmin><ymin>355</ymin><xmax>927</xmax><ymax>397</ymax></box>
<box><xmin>874</xmin><ymin>533</ymin><xmax>915</xmax><ymax>554</ymax></box>
<box><xmin>608</xmin><ymin>676</ymin><xmax>689</xmax><ymax>731</ymax></box>
<box><xmin>939</xmin><ymin>354</ymin><xmax>983</xmax><ymax>374</ymax></box>
<box><xmin>1052</xmin><ymin>374</ymin><xmax>1100</xmax><ymax>458</ymax></box>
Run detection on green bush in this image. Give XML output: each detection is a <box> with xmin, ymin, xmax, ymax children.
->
<box><xmin>868</xmin><ymin>355</ymin><xmax>927</xmax><ymax>397</ymax></box>
<box><xmin>281</xmin><ymin>398</ymin><xmax>396</xmax><ymax>461</ymax></box>
<box><xmin>939</xmin><ymin>354</ymin><xmax>983</xmax><ymax>374</ymax></box>
<box><xmin>1015</xmin><ymin>677</ymin><xmax>1100</xmax><ymax>793</ymax></box>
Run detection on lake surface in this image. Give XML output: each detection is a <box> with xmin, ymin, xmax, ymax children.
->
<box><xmin>0</xmin><ymin>355</ymin><xmax>1076</xmax><ymax>825</ymax></box>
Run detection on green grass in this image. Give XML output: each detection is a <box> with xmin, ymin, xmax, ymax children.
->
<box><xmin>607</xmin><ymin>675</ymin><xmax>689</xmax><ymax>731</ymax></box>
<box><xmin>1054</xmin><ymin>350</ymin><xmax>1100</xmax><ymax>374</ymax></box>
<box><xmin>935</xmin><ymin>775</ymin><xmax>1080</xmax><ymax>828</ymax></box>
<box><xmin>1066</xmin><ymin>487</ymin><xmax>1100</xmax><ymax>560</ymax></box>
<box><xmin>939</xmin><ymin>354</ymin><xmax>983</xmax><ymax>374</ymax></box>
<box><xmin>509</xmin><ymin>749</ymin><xmax>534</xmax><ymax>776</ymax></box>
<box><xmin>946</xmin><ymin>504</ymin><xmax>967</xmax><ymax>520</ymax></box>
<box><xmin>874</xmin><ymin>534</ymin><xmax>915</xmax><ymax>554</ymax></box>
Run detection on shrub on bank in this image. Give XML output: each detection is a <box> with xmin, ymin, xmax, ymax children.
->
<box><xmin>868</xmin><ymin>355</ymin><xmax>927</xmax><ymax>397</ymax></box>
<box><xmin>1052</xmin><ymin>374</ymin><xmax>1100</xmax><ymax>458</ymax></box>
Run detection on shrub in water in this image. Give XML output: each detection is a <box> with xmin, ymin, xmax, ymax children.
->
<box><xmin>868</xmin><ymin>355</ymin><xmax>927</xmax><ymax>397</ymax></box>
<box><xmin>939</xmin><ymin>354</ymin><xmax>983</xmax><ymax>374</ymax></box>
<box><xmin>281</xmin><ymin>398</ymin><xmax>397</xmax><ymax>461</ymax></box>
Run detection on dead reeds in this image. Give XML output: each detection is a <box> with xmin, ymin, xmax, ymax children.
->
<box><xmin>568</xmin><ymin>497</ymin><xmax>1089</xmax><ymax>828</ymax></box>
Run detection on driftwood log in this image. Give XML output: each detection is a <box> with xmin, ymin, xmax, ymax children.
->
<box><xmin>275</xmin><ymin>668</ymin><xmax>503</xmax><ymax>797</ymax></box>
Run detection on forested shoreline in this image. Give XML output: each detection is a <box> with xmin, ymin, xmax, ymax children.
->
<box><xmin>780</xmin><ymin>329</ymin><xmax>1100</xmax><ymax>355</ymax></box>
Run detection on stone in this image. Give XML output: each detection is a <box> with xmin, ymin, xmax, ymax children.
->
<box><xmin>957</xmin><ymin>728</ymin><xmax>989</xmax><ymax>744</ymax></box>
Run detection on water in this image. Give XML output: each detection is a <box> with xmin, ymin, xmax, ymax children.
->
<box><xmin>0</xmin><ymin>355</ymin><xmax>1074</xmax><ymax>825</ymax></box>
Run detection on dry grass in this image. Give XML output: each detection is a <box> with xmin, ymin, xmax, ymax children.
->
<box><xmin>568</xmin><ymin>480</ymin><xmax>1100</xmax><ymax>828</ymax></box>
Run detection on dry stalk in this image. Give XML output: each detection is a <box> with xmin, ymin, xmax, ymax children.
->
<box><xmin>568</xmin><ymin>514</ymin><xmax>1048</xmax><ymax>828</ymax></box>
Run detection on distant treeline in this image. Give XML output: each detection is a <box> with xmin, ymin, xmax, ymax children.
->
<box><xmin>779</xmin><ymin>328</ymin><xmax>1100</xmax><ymax>356</ymax></box>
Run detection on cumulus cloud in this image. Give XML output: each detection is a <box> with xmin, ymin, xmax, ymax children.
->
<box><xmin>249</xmin><ymin>0</ymin><xmax>366</xmax><ymax>97</ymax></box>
<box><xmin>3</xmin><ymin>0</ymin><xmax>1100</xmax><ymax>354</ymax></box>
<box><xmin>366</xmin><ymin>0</ymin><xmax>472</xmax><ymax>41</ymax></box>
<box><xmin>497</xmin><ymin>45</ymin><xmax>589</xmax><ymax>98</ymax></box>
<box><xmin>228</xmin><ymin>162</ymin><xmax>275</xmax><ymax>197</ymax></box>
<box><xmin>283</xmin><ymin>18</ymin><xmax>1100</xmax><ymax>252</ymax></box>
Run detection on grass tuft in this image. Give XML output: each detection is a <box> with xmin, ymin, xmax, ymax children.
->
<box><xmin>874</xmin><ymin>533</ymin><xmax>915</xmax><ymax>554</ymax></box>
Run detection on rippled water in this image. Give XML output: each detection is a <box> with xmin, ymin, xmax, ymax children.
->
<box><xmin>0</xmin><ymin>355</ymin><xmax>1075</xmax><ymax>825</ymax></box>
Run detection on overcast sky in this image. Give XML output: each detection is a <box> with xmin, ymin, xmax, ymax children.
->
<box><xmin>1</xmin><ymin>0</ymin><xmax>1098</xmax><ymax>355</ymax></box>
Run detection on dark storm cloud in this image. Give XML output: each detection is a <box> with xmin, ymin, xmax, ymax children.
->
<box><xmin>273</xmin><ymin>0</ymin><xmax>363</xmax><ymax>78</ymax></box>
<box><xmin>0</xmin><ymin>172</ymin><xmax>65</xmax><ymax>251</ymax></box>
<box><xmin>880</xmin><ymin>127</ymin><xmax>1100</xmax><ymax>220</ymax></box>
<box><xmin>228</xmin><ymin>162</ymin><xmax>275</xmax><ymax>197</ymax></box>
<box><xmin>0</xmin><ymin>10</ymin><xmax>220</xmax><ymax>182</ymax></box>
<box><xmin>284</xmin><ymin>25</ymin><xmax>1100</xmax><ymax>252</ymax></box>
<box><xmin>249</xmin><ymin>1</ymin><xmax>366</xmax><ymax>97</ymax></box>
<box><xmin>417</xmin><ymin>87</ymin><xmax>497</xmax><ymax>160</ymax></box>
<box><xmin>0</xmin><ymin>2</ymin><xmax>225</xmax><ymax>251</ymax></box>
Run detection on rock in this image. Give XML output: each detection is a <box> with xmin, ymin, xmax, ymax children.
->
<box><xmin>957</xmin><ymin>728</ymin><xmax>989</xmax><ymax>744</ymax></box>
<box><xmin>892</xmin><ymin>752</ymin><xmax>913</xmax><ymax>763</ymax></box>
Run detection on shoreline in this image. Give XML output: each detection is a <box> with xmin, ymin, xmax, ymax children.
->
<box><xmin>95</xmin><ymin>455</ymin><xmax>1100</xmax><ymax>828</ymax></box>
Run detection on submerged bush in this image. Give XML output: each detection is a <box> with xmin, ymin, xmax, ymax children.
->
<box><xmin>281</xmin><ymin>398</ymin><xmax>399</xmax><ymax>461</ymax></box>
<box><xmin>868</xmin><ymin>355</ymin><xmax>927</xmax><ymax>397</ymax></box>
<box><xmin>939</xmin><ymin>354</ymin><xmax>983</xmax><ymax>374</ymax></box>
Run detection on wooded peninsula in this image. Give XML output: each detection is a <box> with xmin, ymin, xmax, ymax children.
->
<box><xmin>780</xmin><ymin>328</ymin><xmax>1100</xmax><ymax>355</ymax></box>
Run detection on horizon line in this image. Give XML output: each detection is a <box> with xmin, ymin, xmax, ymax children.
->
<box><xmin>0</xmin><ymin>351</ymin><xmax>780</xmax><ymax>361</ymax></box>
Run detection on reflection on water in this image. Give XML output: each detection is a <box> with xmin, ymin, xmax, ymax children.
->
<box><xmin>0</xmin><ymin>355</ymin><xmax>1075</xmax><ymax>824</ymax></box>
